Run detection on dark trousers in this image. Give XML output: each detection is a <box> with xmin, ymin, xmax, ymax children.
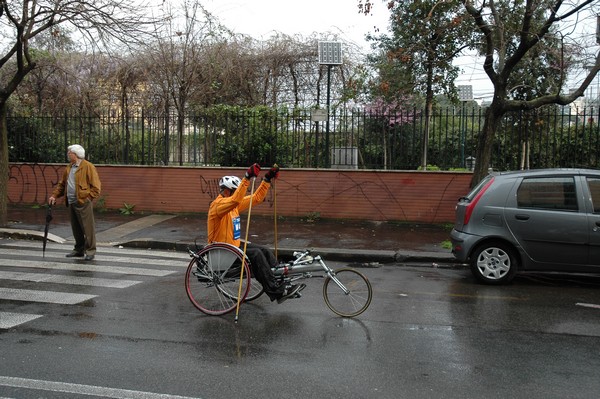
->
<box><xmin>242</xmin><ymin>243</ymin><xmax>285</xmax><ymax>300</ymax></box>
<box><xmin>68</xmin><ymin>200</ymin><xmax>96</xmax><ymax>256</ymax></box>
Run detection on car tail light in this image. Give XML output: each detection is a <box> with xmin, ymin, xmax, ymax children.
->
<box><xmin>463</xmin><ymin>177</ymin><xmax>494</xmax><ymax>225</ymax></box>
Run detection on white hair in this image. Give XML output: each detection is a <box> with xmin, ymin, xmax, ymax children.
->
<box><xmin>68</xmin><ymin>144</ymin><xmax>85</xmax><ymax>159</ymax></box>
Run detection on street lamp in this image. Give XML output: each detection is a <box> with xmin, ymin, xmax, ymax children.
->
<box><xmin>318</xmin><ymin>41</ymin><xmax>342</xmax><ymax>168</ymax></box>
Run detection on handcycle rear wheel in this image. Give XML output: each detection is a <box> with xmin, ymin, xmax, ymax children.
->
<box><xmin>185</xmin><ymin>243</ymin><xmax>253</xmax><ymax>315</ymax></box>
<box><xmin>245</xmin><ymin>276</ymin><xmax>265</xmax><ymax>301</ymax></box>
<box><xmin>212</xmin><ymin>248</ymin><xmax>264</xmax><ymax>302</ymax></box>
<box><xmin>220</xmin><ymin>274</ymin><xmax>264</xmax><ymax>302</ymax></box>
<box><xmin>323</xmin><ymin>268</ymin><xmax>372</xmax><ymax>317</ymax></box>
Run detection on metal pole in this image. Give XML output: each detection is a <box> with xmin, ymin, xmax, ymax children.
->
<box><xmin>141</xmin><ymin>109</ymin><xmax>145</xmax><ymax>165</ymax></box>
<box><xmin>325</xmin><ymin>65</ymin><xmax>331</xmax><ymax>168</ymax></box>
<box><xmin>164</xmin><ymin>102</ymin><xmax>169</xmax><ymax>166</ymax></box>
<box><xmin>461</xmin><ymin>102</ymin><xmax>466</xmax><ymax>168</ymax></box>
<box><xmin>314</xmin><ymin>121</ymin><xmax>320</xmax><ymax>168</ymax></box>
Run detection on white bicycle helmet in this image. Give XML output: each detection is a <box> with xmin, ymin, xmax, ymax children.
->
<box><xmin>219</xmin><ymin>175</ymin><xmax>241</xmax><ymax>191</ymax></box>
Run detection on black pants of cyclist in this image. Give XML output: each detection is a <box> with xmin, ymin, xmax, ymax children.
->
<box><xmin>242</xmin><ymin>243</ymin><xmax>285</xmax><ymax>301</ymax></box>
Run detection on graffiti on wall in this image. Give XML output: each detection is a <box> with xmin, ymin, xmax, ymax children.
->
<box><xmin>8</xmin><ymin>164</ymin><xmax>63</xmax><ymax>205</ymax></box>
<box><xmin>198</xmin><ymin>175</ymin><xmax>221</xmax><ymax>201</ymax></box>
<box><xmin>7</xmin><ymin>163</ymin><xmax>471</xmax><ymax>222</ymax></box>
<box><xmin>197</xmin><ymin>174</ymin><xmax>275</xmax><ymax>208</ymax></box>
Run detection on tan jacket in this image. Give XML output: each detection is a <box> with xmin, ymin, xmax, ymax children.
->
<box><xmin>52</xmin><ymin>159</ymin><xmax>101</xmax><ymax>206</ymax></box>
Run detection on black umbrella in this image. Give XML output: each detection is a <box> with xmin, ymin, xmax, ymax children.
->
<box><xmin>43</xmin><ymin>204</ymin><xmax>53</xmax><ymax>257</ymax></box>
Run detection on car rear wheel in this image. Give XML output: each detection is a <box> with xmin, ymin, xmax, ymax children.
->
<box><xmin>470</xmin><ymin>241</ymin><xmax>518</xmax><ymax>284</ymax></box>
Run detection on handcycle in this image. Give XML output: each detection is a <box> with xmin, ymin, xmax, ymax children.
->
<box><xmin>184</xmin><ymin>242</ymin><xmax>373</xmax><ymax>318</ymax></box>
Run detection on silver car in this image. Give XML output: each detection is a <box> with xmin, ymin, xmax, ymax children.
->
<box><xmin>450</xmin><ymin>168</ymin><xmax>600</xmax><ymax>284</ymax></box>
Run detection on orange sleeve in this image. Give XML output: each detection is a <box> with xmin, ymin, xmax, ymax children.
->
<box><xmin>238</xmin><ymin>180</ymin><xmax>270</xmax><ymax>212</ymax></box>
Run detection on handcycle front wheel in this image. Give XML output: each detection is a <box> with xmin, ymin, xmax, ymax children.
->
<box><xmin>185</xmin><ymin>243</ymin><xmax>254</xmax><ymax>316</ymax></box>
<box><xmin>323</xmin><ymin>268</ymin><xmax>373</xmax><ymax>317</ymax></box>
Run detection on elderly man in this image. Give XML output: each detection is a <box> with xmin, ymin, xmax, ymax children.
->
<box><xmin>49</xmin><ymin>144</ymin><xmax>101</xmax><ymax>261</ymax></box>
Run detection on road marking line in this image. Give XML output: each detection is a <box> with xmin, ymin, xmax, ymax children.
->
<box><xmin>0</xmin><ymin>248</ymin><xmax>188</xmax><ymax>267</ymax></box>
<box><xmin>407</xmin><ymin>291</ymin><xmax>526</xmax><ymax>300</ymax></box>
<box><xmin>0</xmin><ymin>259</ymin><xmax>176</xmax><ymax>276</ymax></box>
<box><xmin>0</xmin><ymin>241</ymin><xmax>191</xmax><ymax>259</ymax></box>
<box><xmin>0</xmin><ymin>312</ymin><xmax>43</xmax><ymax>329</ymax></box>
<box><xmin>0</xmin><ymin>376</ymin><xmax>202</xmax><ymax>399</ymax></box>
<box><xmin>0</xmin><ymin>288</ymin><xmax>96</xmax><ymax>304</ymax></box>
<box><xmin>576</xmin><ymin>302</ymin><xmax>600</xmax><ymax>309</ymax></box>
<box><xmin>0</xmin><ymin>271</ymin><xmax>141</xmax><ymax>288</ymax></box>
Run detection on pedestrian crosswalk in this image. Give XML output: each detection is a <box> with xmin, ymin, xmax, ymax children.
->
<box><xmin>0</xmin><ymin>270</ymin><xmax>140</xmax><ymax>288</ymax></box>
<box><xmin>0</xmin><ymin>240</ymin><xmax>190</xmax><ymax>329</ymax></box>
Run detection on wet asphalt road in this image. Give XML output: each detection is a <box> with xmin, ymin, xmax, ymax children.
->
<box><xmin>1</xmin><ymin>242</ymin><xmax>600</xmax><ymax>398</ymax></box>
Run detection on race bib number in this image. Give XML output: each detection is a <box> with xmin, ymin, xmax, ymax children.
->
<box><xmin>232</xmin><ymin>216</ymin><xmax>241</xmax><ymax>240</ymax></box>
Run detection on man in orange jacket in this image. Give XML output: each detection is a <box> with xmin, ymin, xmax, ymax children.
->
<box><xmin>207</xmin><ymin>163</ymin><xmax>302</xmax><ymax>303</ymax></box>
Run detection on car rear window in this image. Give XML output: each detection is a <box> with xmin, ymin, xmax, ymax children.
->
<box><xmin>463</xmin><ymin>175</ymin><xmax>494</xmax><ymax>201</ymax></box>
<box><xmin>517</xmin><ymin>177</ymin><xmax>578</xmax><ymax>211</ymax></box>
<box><xmin>587</xmin><ymin>178</ymin><xmax>600</xmax><ymax>213</ymax></box>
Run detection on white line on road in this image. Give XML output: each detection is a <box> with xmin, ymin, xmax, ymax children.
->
<box><xmin>0</xmin><ymin>288</ymin><xmax>96</xmax><ymax>304</ymax></box>
<box><xmin>0</xmin><ymin>270</ymin><xmax>141</xmax><ymax>288</ymax></box>
<box><xmin>0</xmin><ymin>248</ymin><xmax>188</xmax><ymax>267</ymax></box>
<box><xmin>0</xmin><ymin>312</ymin><xmax>43</xmax><ymax>329</ymax></box>
<box><xmin>0</xmin><ymin>241</ymin><xmax>192</xmax><ymax>260</ymax></box>
<box><xmin>0</xmin><ymin>376</ymin><xmax>202</xmax><ymax>399</ymax></box>
<box><xmin>576</xmin><ymin>302</ymin><xmax>600</xmax><ymax>309</ymax></box>
<box><xmin>0</xmin><ymin>259</ymin><xmax>176</xmax><ymax>277</ymax></box>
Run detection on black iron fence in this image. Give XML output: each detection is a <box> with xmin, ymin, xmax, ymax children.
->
<box><xmin>8</xmin><ymin>105</ymin><xmax>600</xmax><ymax>171</ymax></box>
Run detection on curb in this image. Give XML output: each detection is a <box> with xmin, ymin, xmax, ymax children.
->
<box><xmin>118</xmin><ymin>239</ymin><xmax>456</xmax><ymax>264</ymax></box>
<box><xmin>0</xmin><ymin>229</ymin><xmax>457</xmax><ymax>265</ymax></box>
<box><xmin>0</xmin><ymin>228</ymin><xmax>67</xmax><ymax>244</ymax></box>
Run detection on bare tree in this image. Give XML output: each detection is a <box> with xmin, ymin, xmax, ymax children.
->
<box><xmin>0</xmin><ymin>0</ymin><xmax>161</xmax><ymax>225</ymax></box>
<box><xmin>463</xmin><ymin>0</ymin><xmax>600</xmax><ymax>185</ymax></box>
<box><xmin>141</xmin><ymin>0</ymin><xmax>231</xmax><ymax>165</ymax></box>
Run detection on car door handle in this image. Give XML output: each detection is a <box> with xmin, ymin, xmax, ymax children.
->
<box><xmin>515</xmin><ymin>214</ymin><xmax>530</xmax><ymax>221</ymax></box>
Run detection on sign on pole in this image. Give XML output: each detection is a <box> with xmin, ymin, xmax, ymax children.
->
<box><xmin>318</xmin><ymin>41</ymin><xmax>343</xmax><ymax>65</ymax></box>
<box><xmin>311</xmin><ymin>108</ymin><xmax>327</xmax><ymax>122</ymax></box>
<box><xmin>458</xmin><ymin>85</ymin><xmax>473</xmax><ymax>102</ymax></box>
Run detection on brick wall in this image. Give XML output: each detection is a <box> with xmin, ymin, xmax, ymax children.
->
<box><xmin>8</xmin><ymin>163</ymin><xmax>473</xmax><ymax>223</ymax></box>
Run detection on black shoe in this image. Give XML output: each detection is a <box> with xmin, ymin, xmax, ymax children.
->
<box><xmin>66</xmin><ymin>251</ymin><xmax>84</xmax><ymax>258</ymax></box>
<box><xmin>277</xmin><ymin>284</ymin><xmax>302</xmax><ymax>304</ymax></box>
<box><xmin>84</xmin><ymin>254</ymin><xmax>95</xmax><ymax>261</ymax></box>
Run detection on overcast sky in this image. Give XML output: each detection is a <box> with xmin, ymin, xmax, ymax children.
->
<box><xmin>201</xmin><ymin>0</ymin><xmax>599</xmax><ymax>103</ymax></box>
<box><xmin>203</xmin><ymin>0</ymin><xmax>389</xmax><ymax>51</ymax></box>
<box><xmin>201</xmin><ymin>0</ymin><xmax>501</xmax><ymax>100</ymax></box>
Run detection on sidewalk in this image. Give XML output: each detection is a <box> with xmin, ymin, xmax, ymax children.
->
<box><xmin>1</xmin><ymin>205</ymin><xmax>456</xmax><ymax>264</ymax></box>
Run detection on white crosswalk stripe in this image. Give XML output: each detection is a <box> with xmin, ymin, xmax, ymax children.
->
<box><xmin>0</xmin><ymin>288</ymin><xmax>96</xmax><ymax>304</ymax></box>
<box><xmin>0</xmin><ymin>312</ymin><xmax>43</xmax><ymax>329</ymax></box>
<box><xmin>0</xmin><ymin>270</ymin><xmax>141</xmax><ymax>288</ymax></box>
<box><xmin>0</xmin><ymin>241</ymin><xmax>189</xmax><ymax>329</ymax></box>
<box><xmin>0</xmin><ymin>258</ymin><xmax>176</xmax><ymax>276</ymax></box>
<box><xmin>0</xmin><ymin>241</ymin><xmax>193</xmax><ymax>261</ymax></box>
<box><xmin>0</xmin><ymin>248</ymin><xmax>189</xmax><ymax>268</ymax></box>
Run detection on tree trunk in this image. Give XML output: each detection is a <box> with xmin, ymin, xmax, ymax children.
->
<box><xmin>422</xmin><ymin>54</ymin><xmax>435</xmax><ymax>170</ymax></box>
<box><xmin>470</xmin><ymin>101</ymin><xmax>505</xmax><ymax>186</ymax></box>
<box><xmin>0</xmin><ymin>101</ymin><xmax>8</xmax><ymax>226</ymax></box>
<box><xmin>178</xmin><ymin>111</ymin><xmax>184</xmax><ymax>165</ymax></box>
